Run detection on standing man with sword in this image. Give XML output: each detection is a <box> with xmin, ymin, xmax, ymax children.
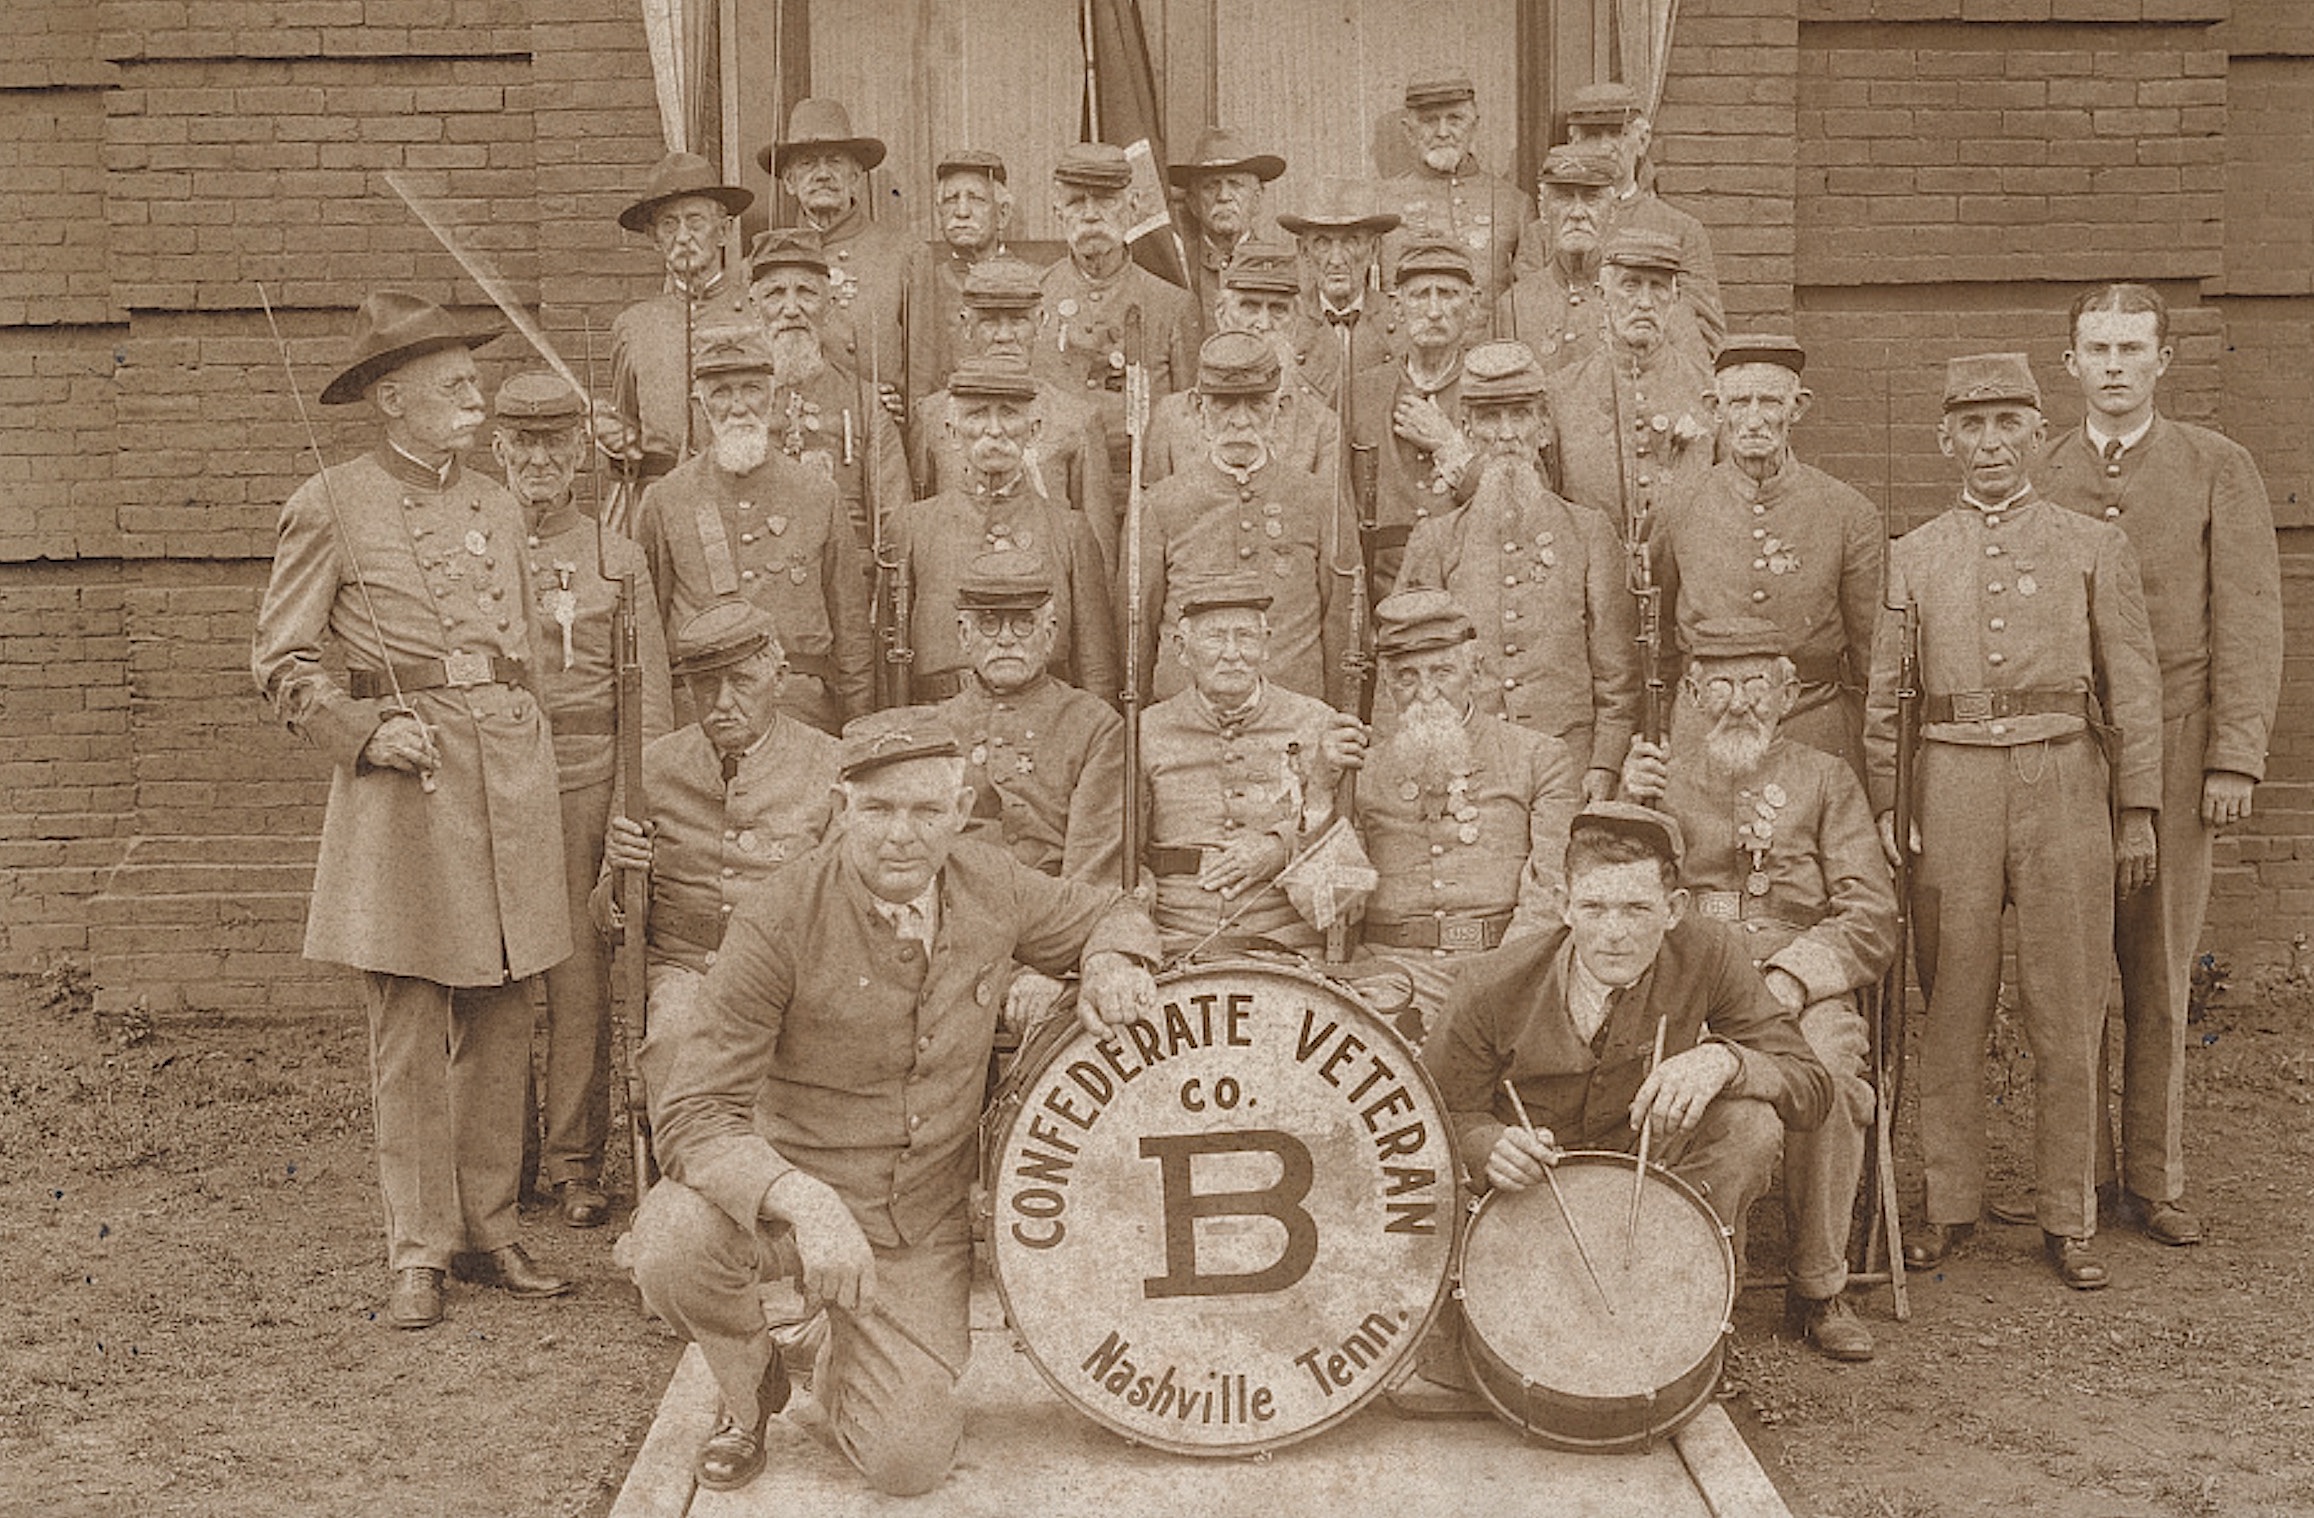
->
<box><xmin>253</xmin><ymin>291</ymin><xmax>576</xmax><ymax>1329</ymax></box>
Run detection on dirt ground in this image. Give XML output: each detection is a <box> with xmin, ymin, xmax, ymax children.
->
<box><xmin>2</xmin><ymin>960</ymin><xmax>2309</xmax><ymax>1518</ymax></box>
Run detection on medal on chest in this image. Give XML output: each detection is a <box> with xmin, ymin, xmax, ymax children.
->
<box><xmin>550</xmin><ymin>561</ymin><xmax>578</xmax><ymax>670</ymax></box>
<box><xmin>1735</xmin><ymin>783</ymin><xmax>1787</xmax><ymax>900</ymax></box>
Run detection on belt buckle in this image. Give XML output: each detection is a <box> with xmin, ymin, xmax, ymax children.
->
<box><xmin>442</xmin><ymin>650</ymin><xmax>493</xmax><ymax>688</ymax></box>
<box><xmin>1948</xmin><ymin>690</ymin><xmax>1993</xmax><ymax>723</ymax></box>
<box><xmin>1439</xmin><ymin>918</ymin><xmax>1487</xmax><ymax>952</ymax></box>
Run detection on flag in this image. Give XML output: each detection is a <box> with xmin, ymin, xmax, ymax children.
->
<box><xmin>1277</xmin><ymin>816</ymin><xmax>1378</xmax><ymax>934</ymax></box>
<box><xmin>1079</xmin><ymin>0</ymin><xmax>1191</xmax><ymax>288</ymax></box>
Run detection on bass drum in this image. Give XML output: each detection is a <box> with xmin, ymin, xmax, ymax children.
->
<box><xmin>983</xmin><ymin>959</ymin><xmax>1456</xmax><ymax>1455</ymax></box>
<box><xmin>1457</xmin><ymin>1152</ymin><xmax>1735</xmax><ymax>1452</ymax></box>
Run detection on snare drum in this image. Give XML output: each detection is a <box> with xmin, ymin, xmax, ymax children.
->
<box><xmin>1456</xmin><ymin>1152</ymin><xmax>1735</xmax><ymax>1452</ymax></box>
<box><xmin>984</xmin><ymin>960</ymin><xmax>1456</xmax><ymax>1455</ymax></box>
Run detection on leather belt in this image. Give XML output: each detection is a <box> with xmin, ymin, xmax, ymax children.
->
<box><xmin>1789</xmin><ymin>650</ymin><xmax>1845</xmax><ymax>687</ymax></box>
<box><xmin>1147</xmin><ymin>845</ymin><xmax>1205</xmax><ymax>878</ymax></box>
<box><xmin>545</xmin><ymin>709</ymin><xmax>615</xmax><ymax>736</ymax></box>
<box><xmin>349</xmin><ymin>654</ymin><xmax>529</xmax><ymax>701</ymax></box>
<box><xmin>911</xmin><ymin>668</ymin><xmax>968</xmax><ymax>701</ymax></box>
<box><xmin>1368</xmin><ymin>523</ymin><xmax>1414</xmax><ymax>553</ymax></box>
<box><xmin>1364</xmin><ymin>911</ymin><xmax>1513</xmax><ymax>952</ymax></box>
<box><xmin>648</xmin><ymin>903</ymin><xmax>727</xmax><ymax>954</ymax></box>
<box><xmin>1923</xmin><ymin>688</ymin><xmax>2091</xmax><ymax>724</ymax></box>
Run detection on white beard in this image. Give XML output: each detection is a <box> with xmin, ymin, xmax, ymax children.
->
<box><xmin>768</xmin><ymin>328</ymin><xmax>826</xmax><ymax>387</ymax></box>
<box><xmin>1421</xmin><ymin>144</ymin><xmax>1465</xmax><ymax>174</ymax></box>
<box><xmin>1702</xmin><ymin>713</ymin><xmax>1774</xmax><ymax>779</ymax></box>
<box><xmin>1393</xmin><ymin>692</ymin><xmax>1474</xmax><ymax>798</ymax></box>
<box><xmin>1475</xmin><ymin>453</ymin><xmax>1546</xmax><ymax>516</ymax></box>
<box><xmin>712</xmin><ymin>419</ymin><xmax>772</xmax><ymax>476</ymax></box>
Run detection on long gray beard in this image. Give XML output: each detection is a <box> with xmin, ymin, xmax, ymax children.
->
<box><xmin>1394</xmin><ymin>693</ymin><xmax>1474</xmax><ymax>798</ymax></box>
<box><xmin>712</xmin><ymin>421</ymin><xmax>772</xmax><ymax>476</ymax></box>
<box><xmin>1702</xmin><ymin>715</ymin><xmax>1773</xmax><ymax>779</ymax></box>
<box><xmin>1420</xmin><ymin>144</ymin><xmax>1464</xmax><ymax>174</ymax></box>
<box><xmin>1476</xmin><ymin>453</ymin><xmax>1546</xmax><ymax>517</ymax></box>
<box><xmin>768</xmin><ymin>329</ymin><xmax>825</xmax><ymax>387</ymax></box>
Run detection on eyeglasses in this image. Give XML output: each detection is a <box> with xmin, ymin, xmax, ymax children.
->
<box><xmin>965</xmin><ymin>608</ymin><xmax>1044</xmax><ymax>640</ymax></box>
<box><xmin>1689</xmin><ymin>673</ymin><xmax>1780</xmax><ymax>708</ymax></box>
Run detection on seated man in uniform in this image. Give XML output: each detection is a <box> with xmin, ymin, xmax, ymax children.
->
<box><xmin>629</xmin><ymin>708</ymin><xmax>1161</xmax><ymax>1496</ymax></box>
<box><xmin>1350</xmin><ymin>588</ymin><xmax>1580</xmax><ymax>1039</ymax></box>
<box><xmin>596</xmin><ymin>601</ymin><xmax>842</xmax><ymax>1109</ymax></box>
<box><xmin>1620</xmin><ymin>616</ymin><xmax>1896</xmax><ymax>1361</ymax></box>
<box><xmin>1138</xmin><ymin>575</ymin><xmax>1363</xmax><ymax>961</ymax></box>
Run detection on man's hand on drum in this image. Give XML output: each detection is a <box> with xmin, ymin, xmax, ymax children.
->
<box><xmin>1078</xmin><ymin>949</ymin><xmax>1159</xmax><ymax>1035</ymax></box>
<box><xmin>1629</xmin><ymin>1041</ymin><xmax>1742</xmax><ymax>1138</ymax></box>
<box><xmin>1003</xmin><ymin>968</ymin><xmax>1068</xmax><ymax>1036</ymax></box>
<box><xmin>765</xmin><ymin>1170</ymin><xmax>877</xmax><ymax>1314</ymax></box>
<box><xmin>1200</xmin><ymin>832</ymin><xmax>1289</xmax><ymax>900</ymax></box>
<box><xmin>1485</xmin><ymin>1121</ymin><xmax>1563</xmax><ymax>1193</ymax></box>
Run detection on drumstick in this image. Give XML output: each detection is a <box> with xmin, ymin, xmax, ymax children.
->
<box><xmin>1630</xmin><ymin>1014</ymin><xmax>1669</xmax><ymax>1256</ymax></box>
<box><xmin>1503</xmin><ymin>1078</ymin><xmax>1616</xmax><ymax>1316</ymax></box>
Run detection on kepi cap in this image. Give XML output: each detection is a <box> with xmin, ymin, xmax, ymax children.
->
<box><xmin>1942</xmin><ymin>352</ymin><xmax>2040</xmax><ymax>412</ymax></box>
<box><xmin>1175</xmin><ymin>572</ymin><xmax>1273</xmax><ymax>619</ymax></box>
<box><xmin>1686</xmin><ymin>615</ymin><xmax>1789</xmax><ymax>663</ymax></box>
<box><xmin>1220</xmin><ymin>240</ymin><xmax>1303</xmax><ymax>297</ymax></box>
<box><xmin>1602</xmin><ymin>227</ymin><xmax>1684</xmax><ymax>274</ymax></box>
<box><xmin>1715</xmin><ymin>334</ymin><xmax>1807</xmax><ymax>375</ymax></box>
<box><xmin>1167</xmin><ymin>126</ymin><xmax>1285</xmax><ymax>186</ymax></box>
<box><xmin>1195</xmin><ymin>329</ymin><xmax>1282</xmax><ymax>396</ymax></box>
<box><xmin>1374</xmin><ymin>588</ymin><xmax>1476</xmax><ymax>658</ymax></box>
<box><xmin>961</xmin><ymin>257</ymin><xmax>1044</xmax><ymax>312</ymax></box>
<box><xmin>1276</xmin><ymin>177</ymin><xmax>1401</xmax><ymax>237</ymax></box>
<box><xmin>1404</xmin><ymin>74</ymin><xmax>1477</xmax><ymax>110</ymax></box>
<box><xmin>670</xmin><ymin>600</ymin><xmax>783</xmax><ymax>680</ymax></box>
<box><xmin>320</xmin><ymin>291</ymin><xmax>499</xmax><ymax>407</ymax></box>
<box><xmin>1052</xmin><ymin>142</ymin><xmax>1134</xmax><ymax>191</ymax></box>
<box><xmin>493</xmin><ymin>370</ymin><xmax>587</xmax><ymax>425</ymax></box>
<box><xmin>1392</xmin><ymin>235</ymin><xmax>1476</xmax><ymax>287</ymax></box>
<box><xmin>838</xmin><ymin>707</ymin><xmax>961</xmax><ymax>782</ymax></box>
<box><xmin>956</xmin><ymin>549</ymin><xmax>1056</xmax><ymax>611</ymax></box>
<box><xmin>946</xmin><ymin>356</ymin><xmax>1040</xmax><ymax>403</ymax></box>
<box><xmin>935</xmin><ymin>148</ymin><xmax>1007</xmax><ymax>184</ymax></box>
<box><xmin>691</xmin><ymin>321</ymin><xmax>776</xmax><ymax>377</ymax></box>
<box><xmin>1461</xmin><ymin>340</ymin><xmax>1548</xmax><ymax>403</ymax></box>
<box><xmin>1565</xmin><ymin>82</ymin><xmax>1644</xmax><ymax>126</ymax></box>
<box><xmin>1571</xmin><ymin>799</ymin><xmax>1685</xmax><ymax>871</ymax></box>
<box><xmin>762</xmin><ymin>97</ymin><xmax>887</xmax><ymax>177</ymax></box>
<box><xmin>618</xmin><ymin>150</ymin><xmax>754</xmax><ymax>235</ymax></box>
<box><xmin>1538</xmin><ymin>144</ymin><xmax>1617</xmax><ymax>188</ymax></box>
<box><xmin>746</xmin><ymin>226</ymin><xmax>830</xmax><ymax>281</ymax></box>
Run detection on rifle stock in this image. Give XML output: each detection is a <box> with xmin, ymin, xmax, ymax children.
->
<box><xmin>866</xmin><ymin>338</ymin><xmax>913</xmax><ymax>708</ymax></box>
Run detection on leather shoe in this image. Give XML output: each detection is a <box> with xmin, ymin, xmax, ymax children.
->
<box><xmin>1902</xmin><ymin>1221</ymin><xmax>1973</xmax><ymax>1270</ymax></box>
<box><xmin>697</xmin><ymin>1347</ymin><xmax>792</xmax><ymax>1491</ymax></box>
<box><xmin>2044</xmin><ymin>1232</ymin><xmax>2110</xmax><ymax>1291</ymax></box>
<box><xmin>386</xmin><ymin>1267</ymin><xmax>444</xmax><ymax>1330</ymax></box>
<box><xmin>452</xmin><ymin>1243</ymin><xmax>573</xmax><ymax>1299</ymax></box>
<box><xmin>2129</xmin><ymin>1194</ymin><xmax>2203</xmax><ymax>1247</ymax></box>
<box><xmin>556</xmin><ymin>1179</ymin><xmax>610</xmax><ymax>1229</ymax></box>
<box><xmin>1991</xmin><ymin>1182</ymin><xmax>2118</xmax><ymax>1228</ymax></box>
<box><xmin>1786</xmin><ymin>1291</ymin><xmax>1875</xmax><ymax>1362</ymax></box>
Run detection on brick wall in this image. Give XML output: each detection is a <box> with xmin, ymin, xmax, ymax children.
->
<box><xmin>1654</xmin><ymin>0</ymin><xmax>1802</xmax><ymax>328</ymax></box>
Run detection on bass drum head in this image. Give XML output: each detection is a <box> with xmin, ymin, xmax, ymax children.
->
<box><xmin>1458</xmin><ymin>1152</ymin><xmax>1734</xmax><ymax>1452</ymax></box>
<box><xmin>988</xmin><ymin>960</ymin><xmax>1456</xmax><ymax>1455</ymax></box>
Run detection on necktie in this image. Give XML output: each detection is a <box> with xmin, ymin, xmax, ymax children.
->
<box><xmin>2102</xmin><ymin>437</ymin><xmax>2125</xmax><ymax>478</ymax></box>
<box><xmin>719</xmin><ymin>749</ymin><xmax>741</xmax><ymax>785</ymax></box>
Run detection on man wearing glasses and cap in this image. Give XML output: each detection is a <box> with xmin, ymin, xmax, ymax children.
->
<box><xmin>1559</xmin><ymin>81</ymin><xmax>1727</xmax><ymax>357</ymax></box>
<box><xmin>1167</xmin><ymin>126</ymin><xmax>1287</xmax><ymax>343</ymax></box>
<box><xmin>1380</xmin><ymin>73</ymin><xmax>1531</xmax><ymax>340</ymax></box>
<box><xmin>629</xmin><ymin>706</ymin><xmax>1160</xmax><ymax>1497</ymax></box>
<box><xmin>603</xmin><ymin>152</ymin><xmax>758</xmax><ymax>487</ymax></box>
<box><xmin>1868</xmin><ymin>352</ymin><xmax>2161</xmax><ymax>1293</ymax></box>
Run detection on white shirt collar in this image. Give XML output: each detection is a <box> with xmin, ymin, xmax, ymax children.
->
<box><xmin>2085</xmin><ymin>413</ymin><xmax>2154</xmax><ymax>456</ymax></box>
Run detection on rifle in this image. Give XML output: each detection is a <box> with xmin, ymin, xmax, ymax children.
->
<box><xmin>1120</xmin><ymin>306</ymin><xmax>1149</xmax><ymax>894</ymax></box>
<box><xmin>1860</xmin><ymin>594</ymin><xmax>1920</xmax><ymax>1317</ymax></box>
<box><xmin>587</xmin><ymin>318</ymin><xmax>658</xmax><ymax>1207</ymax></box>
<box><xmin>866</xmin><ymin>322</ymin><xmax>913</xmax><ymax>708</ymax></box>
<box><xmin>1603</xmin><ymin>331</ymin><xmax>1665</xmax><ymax>745</ymax></box>
<box><xmin>1341</xmin><ymin>323</ymin><xmax>1382</xmax><ymax>727</ymax></box>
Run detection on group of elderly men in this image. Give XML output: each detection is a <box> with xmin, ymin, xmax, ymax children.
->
<box><xmin>253</xmin><ymin>70</ymin><xmax>2280</xmax><ymax>1500</ymax></box>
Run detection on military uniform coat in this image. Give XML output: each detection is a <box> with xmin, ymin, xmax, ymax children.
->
<box><xmin>899</xmin><ymin>239</ymin><xmax>1010</xmax><ymax>405</ymax></box>
<box><xmin>1141</xmin><ymin>374</ymin><xmax>1342</xmax><ymax>499</ymax></box>
<box><xmin>614</xmin><ymin>719</ymin><xmax>841</xmax><ymax>972</ymax></box>
<box><xmin>891</xmin><ymin>480</ymin><xmax>1120</xmax><ymax>699</ymax></box>
<box><xmin>1378</xmin><ymin>158</ymin><xmax>1531</xmax><ymax>337</ymax></box>
<box><xmin>651</xmin><ymin>835</ymin><xmax>1159</xmax><ymax>1247</ymax></box>
<box><xmin>1130</xmin><ymin>455</ymin><xmax>1355</xmax><ymax>709</ymax></box>
<box><xmin>2042</xmin><ymin>415</ymin><xmax>2283</xmax><ymax>779</ymax></box>
<box><xmin>1601</xmin><ymin>188</ymin><xmax>1725</xmax><ymax>356</ymax></box>
<box><xmin>810</xmin><ymin>202</ymin><xmax>916</xmax><ymax>389</ymax></box>
<box><xmin>769</xmin><ymin>359</ymin><xmax>916</xmax><ymax>547</ymax></box>
<box><xmin>1352</xmin><ymin>714</ymin><xmax>1579</xmax><ymax>933</ymax></box>
<box><xmin>1428</xmin><ymin>914</ymin><xmax>1833</xmax><ymax>1162</ymax></box>
<box><xmin>1498</xmin><ymin>255</ymin><xmax>1609</xmax><ymax>375</ymax></box>
<box><xmin>609</xmin><ymin>274</ymin><xmax>755</xmax><ymax>466</ymax></box>
<box><xmin>1347</xmin><ymin>360</ymin><xmax>1484</xmax><ymax>593</ymax></box>
<box><xmin>1291</xmin><ymin>299</ymin><xmax>1399</xmax><ymax>407</ymax></box>
<box><xmin>1658</xmin><ymin>735</ymin><xmax>1895</xmax><ymax>999</ymax></box>
<box><xmin>252</xmin><ymin>448</ymin><xmax>572</xmax><ymax>984</ymax></box>
<box><xmin>910</xmin><ymin>379</ymin><xmax>1114</xmax><ymax>566</ymax></box>
<box><xmin>1139</xmin><ymin>681</ymin><xmax>1339</xmax><ymax>954</ymax></box>
<box><xmin>1398</xmin><ymin>474</ymin><xmax>1640</xmax><ymax>776</ymax></box>
<box><xmin>523</xmin><ymin>508</ymin><xmax>675</xmax><ymax>791</ymax></box>
<box><xmin>1654</xmin><ymin>458</ymin><xmax>1885</xmax><ymax>766</ymax></box>
<box><xmin>1864</xmin><ymin>492</ymin><xmax>2163</xmax><ymax>817</ymax></box>
<box><xmin>1033</xmin><ymin>257</ymin><xmax>1199</xmax><ymax>487</ymax></box>
<box><xmin>637</xmin><ymin>450</ymin><xmax>875</xmax><ymax>723</ymax></box>
<box><xmin>937</xmin><ymin>673</ymin><xmax>1126</xmax><ymax>883</ymax></box>
<box><xmin>1543</xmin><ymin>342</ymin><xmax>1717</xmax><ymax>536</ymax></box>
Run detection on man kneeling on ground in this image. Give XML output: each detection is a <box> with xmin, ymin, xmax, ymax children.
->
<box><xmin>628</xmin><ymin>708</ymin><xmax>1160</xmax><ymax>1496</ymax></box>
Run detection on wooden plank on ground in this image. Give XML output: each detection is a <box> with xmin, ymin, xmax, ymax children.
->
<box><xmin>609</xmin><ymin>1343</ymin><xmax>717</xmax><ymax>1518</ymax></box>
<box><xmin>1675</xmin><ymin>1403</ymin><xmax>1795</xmax><ymax>1518</ymax></box>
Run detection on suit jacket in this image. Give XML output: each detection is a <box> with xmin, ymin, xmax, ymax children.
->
<box><xmin>2042</xmin><ymin>415</ymin><xmax>2282</xmax><ymax>780</ymax></box>
<box><xmin>252</xmin><ymin>448</ymin><xmax>571</xmax><ymax>983</ymax></box>
<box><xmin>1427</xmin><ymin>915</ymin><xmax>1833</xmax><ymax>1173</ymax></box>
<box><xmin>651</xmin><ymin>835</ymin><xmax>1159</xmax><ymax>1247</ymax></box>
